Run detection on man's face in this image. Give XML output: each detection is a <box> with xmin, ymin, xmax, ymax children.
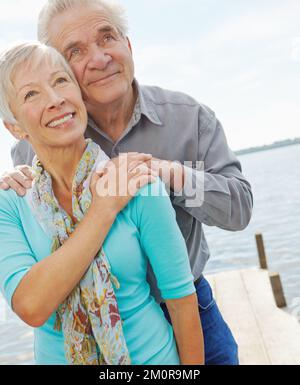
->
<box><xmin>48</xmin><ymin>5</ymin><xmax>135</xmax><ymax>109</ymax></box>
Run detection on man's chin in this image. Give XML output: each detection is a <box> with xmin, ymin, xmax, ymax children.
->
<box><xmin>85</xmin><ymin>84</ymin><xmax>132</xmax><ymax>107</ymax></box>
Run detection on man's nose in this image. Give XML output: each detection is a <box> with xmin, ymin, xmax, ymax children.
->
<box><xmin>87</xmin><ymin>44</ymin><xmax>112</xmax><ymax>70</ymax></box>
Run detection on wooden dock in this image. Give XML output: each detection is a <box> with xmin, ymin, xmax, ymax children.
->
<box><xmin>206</xmin><ymin>268</ymin><xmax>300</xmax><ymax>365</ymax></box>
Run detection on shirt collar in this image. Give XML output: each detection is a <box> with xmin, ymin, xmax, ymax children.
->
<box><xmin>134</xmin><ymin>79</ymin><xmax>162</xmax><ymax>126</ymax></box>
<box><xmin>87</xmin><ymin>79</ymin><xmax>162</xmax><ymax>134</ymax></box>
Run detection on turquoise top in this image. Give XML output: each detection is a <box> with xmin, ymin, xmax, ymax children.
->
<box><xmin>0</xmin><ymin>178</ymin><xmax>195</xmax><ymax>365</ymax></box>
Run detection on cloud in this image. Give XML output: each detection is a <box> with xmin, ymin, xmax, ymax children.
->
<box><xmin>0</xmin><ymin>0</ymin><xmax>41</xmax><ymax>22</ymax></box>
<box><xmin>291</xmin><ymin>37</ymin><xmax>300</xmax><ymax>62</ymax></box>
<box><xmin>0</xmin><ymin>0</ymin><xmax>298</xmax><ymax>153</ymax></box>
<box><xmin>198</xmin><ymin>0</ymin><xmax>300</xmax><ymax>50</ymax></box>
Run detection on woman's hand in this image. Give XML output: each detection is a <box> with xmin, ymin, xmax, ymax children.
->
<box><xmin>0</xmin><ymin>152</ymin><xmax>157</xmax><ymax>208</ymax></box>
<box><xmin>166</xmin><ymin>293</ymin><xmax>205</xmax><ymax>365</ymax></box>
<box><xmin>11</xmin><ymin>152</ymin><xmax>157</xmax><ymax>328</ymax></box>
<box><xmin>90</xmin><ymin>152</ymin><xmax>158</xmax><ymax>217</ymax></box>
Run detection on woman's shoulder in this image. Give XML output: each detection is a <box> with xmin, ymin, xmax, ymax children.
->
<box><xmin>134</xmin><ymin>177</ymin><xmax>169</xmax><ymax>199</ymax></box>
<box><xmin>129</xmin><ymin>177</ymin><xmax>174</xmax><ymax>228</ymax></box>
<box><xmin>0</xmin><ymin>188</ymin><xmax>30</xmax><ymax>218</ymax></box>
<box><xmin>0</xmin><ymin>188</ymin><xmax>19</xmax><ymax>209</ymax></box>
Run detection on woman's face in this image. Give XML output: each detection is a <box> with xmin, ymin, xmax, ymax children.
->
<box><xmin>9</xmin><ymin>58</ymin><xmax>87</xmax><ymax>149</ymax></box>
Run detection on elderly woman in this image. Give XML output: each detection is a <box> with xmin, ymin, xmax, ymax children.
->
<box><xmin>0</xmin><ymin>42</ymin><xmax>204</xmax><ymax>365</ymax></box>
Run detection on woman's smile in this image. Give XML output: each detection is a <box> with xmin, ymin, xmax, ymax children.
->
<box><xmin>10</xmin><ymin>60</ymin><xmax>88</xmax><ymax>149</ymax></box>
<box><xmin>46</xmin><ymin>112</ymin><xmax>76</xmax><ymax>129</ymax></box>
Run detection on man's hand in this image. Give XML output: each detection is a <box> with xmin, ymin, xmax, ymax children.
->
<box><xmin>0</xmin><ymin>166</ymin><xmax>34</xmax><ymax>196</ymax></box>
<box><xmin>90</xmin><ymin>152</ymin><xmax>158</xmax><ymax>216</ymax></box>
<box><xmin>151</xmin><ymin>158</ymin><xmax>185</xmax><ymax>193</ymax></box>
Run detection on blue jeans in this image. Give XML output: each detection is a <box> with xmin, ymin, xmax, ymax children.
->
<box><xmin>160</xmin><ymin>276</ymin><xmax>239</xmax><ymax>365</ymax></box>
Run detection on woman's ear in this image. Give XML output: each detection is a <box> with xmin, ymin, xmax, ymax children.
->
<box><xmin>3</xmin><ymin>121</ymin><xmax>27</xmax><ymax>141</ymax></box>
<box><xmin>126</xmin><ymin>37</ymin><xmax>133</xmax><ymax>54</ymax></box>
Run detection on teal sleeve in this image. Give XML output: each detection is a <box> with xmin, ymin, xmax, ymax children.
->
<box><xmin>0</xmin><ymin>191</ymin><xmax>36</xmax><ymax>309</ymax></box>
<box><xmin>133</xmin><ymin>178</ymin><xmax>195</xmax><ymax>300</ymax></box>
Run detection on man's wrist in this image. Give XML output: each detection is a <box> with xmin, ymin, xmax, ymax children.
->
<box><xmin>169</xmin><ymin>161</ymin><xmax>185</xmax><ymax>193</ymax></box>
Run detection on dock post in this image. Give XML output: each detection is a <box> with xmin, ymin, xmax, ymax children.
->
<box><xmin>255</xmin><ymin>233</ymin><xmax>287</xmax><ymax>308</ymax></box>
<box><xmin>269</xmin><ymin>273</ymin><xmax>287</xmax><ymax>308</ymax></box>
<box><xmin>255</xmin><ymin>233</ymin><xmax>268</xmax><ymax>270</ymax></box>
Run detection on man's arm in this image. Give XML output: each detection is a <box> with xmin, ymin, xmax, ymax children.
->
<box><xmin>155</xmin><ymin>107</ymin><xmax>253</xmax><ymax>232</ymax></box>
<box><xmin>1</xmin><ymin>139</ymin><xmax>155</xmax><ymax>199</ymax></box>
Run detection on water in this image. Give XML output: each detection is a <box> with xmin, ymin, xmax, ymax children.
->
<box><xmin>204</xmin><ymin>144</ymin><xmax>300</xmax><ymax>308</ymax></box>
<box><xmin>0</xmin><ymin>144</ymin><xmax>299</xmax><ymax>364</ymax></box>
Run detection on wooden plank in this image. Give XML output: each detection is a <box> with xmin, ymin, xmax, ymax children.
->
<box><xmin>241</xmin><ymin>269</ymin><xmax>300</xmax><ymax>365</ymax></box>
<box><xmin>206</xmin><ymin>269</ymin><xmax>270</xmax><ymax>365</ymax></box>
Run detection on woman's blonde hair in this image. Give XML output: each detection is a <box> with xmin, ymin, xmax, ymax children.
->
<box><xmin>0</xmin><ymin>41</ymin><xmax>78</xmax><ymax>123</ymax></box>
<box><xmin>38</xmin><ymin>0</ymin><xmax>128</xmax><ymax>44</ymax></box>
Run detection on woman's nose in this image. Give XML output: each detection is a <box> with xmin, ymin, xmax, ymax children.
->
<box><xmin>46</xmin><ymin>90</ymin><xmax>65</xmax><ymax>110</ymax></box>
<box><xmin>87</xmin><ymin>44</ymin><xmax>112</xmax><ymax>70</ymax></box>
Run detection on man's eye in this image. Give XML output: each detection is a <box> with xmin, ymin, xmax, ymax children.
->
<box><xmin>24</xmin><ymin>90</ymin><xmax>37</xmax><ymax>101</ymax></box>
<box><xmin>103</xmin><ymin>34</ymin><xmax>115</xmax><ymax>43</ymax></box>
<box><xmin>70</xmin><ymin>48</ymin><xmax>81</xmax><ymax>58</ymax></box>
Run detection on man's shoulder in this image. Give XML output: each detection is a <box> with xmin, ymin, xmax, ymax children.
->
<box><xmin>11</xmin><ymin>140</ymin><xmax>34</xmax><ymax>167</ymax></box>
<box><xmin>140</xmin><ymin>84</ymin><xmax>198</xmax><ymax>106</ymax></box>
<box><xmin>140</xmin><ymin>84</ymin><xmax>216</xmax><ymax>122</ymax></box>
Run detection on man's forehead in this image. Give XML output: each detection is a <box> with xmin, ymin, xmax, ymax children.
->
<box><xmin>51</xmin><ymin>6</ymin><xmax>118</xmax><ymax>48</ymax></box>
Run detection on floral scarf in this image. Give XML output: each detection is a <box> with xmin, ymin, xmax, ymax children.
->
<box><xmin>27</xmin><ymin>139</ymin><xmax>131</xmax><ymax>365</ymax></box>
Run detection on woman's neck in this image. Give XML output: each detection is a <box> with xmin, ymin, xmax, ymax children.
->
<box><xmin>34</xmin><ymin>137</ymin><xmax>87</xmax><ymax>193</ymax></box>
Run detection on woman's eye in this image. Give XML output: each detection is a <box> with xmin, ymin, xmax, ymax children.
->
<box><xmin>55</xmin><ymin>77</ymin><xmax>68</xmax><ymax>85</ymax></box>
<box><xmin>24</xmin><ymin>90</ymin><xmax>37</xmax><ymax>101</ymax></box>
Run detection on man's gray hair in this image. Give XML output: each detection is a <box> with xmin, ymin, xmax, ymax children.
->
<box><xmin>38</xmin><ymin>0</ymin><xmax>129</xmax><ymax>44</ymax></box>
<box><xmin>0</xmin><ymin>41</ymin><xmax>78</xmax><ymax>124</ymax></box>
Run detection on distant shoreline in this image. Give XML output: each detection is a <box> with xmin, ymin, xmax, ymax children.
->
<box><xmin>235</xmin><ymin>138</ymin><xmax>300</xmax><ymax>156</ymax></box>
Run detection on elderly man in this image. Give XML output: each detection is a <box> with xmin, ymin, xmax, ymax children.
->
<box><xmin>1</xmin><ymin>0</ymin><xmax>253</xmax><ymax>365</ymax></box>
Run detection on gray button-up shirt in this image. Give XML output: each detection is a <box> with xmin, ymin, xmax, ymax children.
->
<box><xmin>11</xmin><ymin>80</ymin><xmax>253</xmax><ymax>302</ymax></box>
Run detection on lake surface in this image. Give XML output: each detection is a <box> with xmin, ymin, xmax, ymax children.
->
<box><xmin>0</xmin><ymin>144</ymin><xmax>299</xmax><ymax>364</ymax></box>
<box><xmin>205</xmin><ymin>144</ymin><xmax>300</xmax><ymax>309</ymax></box>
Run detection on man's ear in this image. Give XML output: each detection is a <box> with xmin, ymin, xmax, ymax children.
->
<box><xmin>3</xmin><ymin>120</ymin><xmax>26</xmax><ymax>140</ymax></box>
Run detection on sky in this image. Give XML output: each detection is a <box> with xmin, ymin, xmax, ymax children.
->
<box><xmin>0</xmin><ymin>0</ymin><xmax>299</xmax><ymax>173</ymax></box>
